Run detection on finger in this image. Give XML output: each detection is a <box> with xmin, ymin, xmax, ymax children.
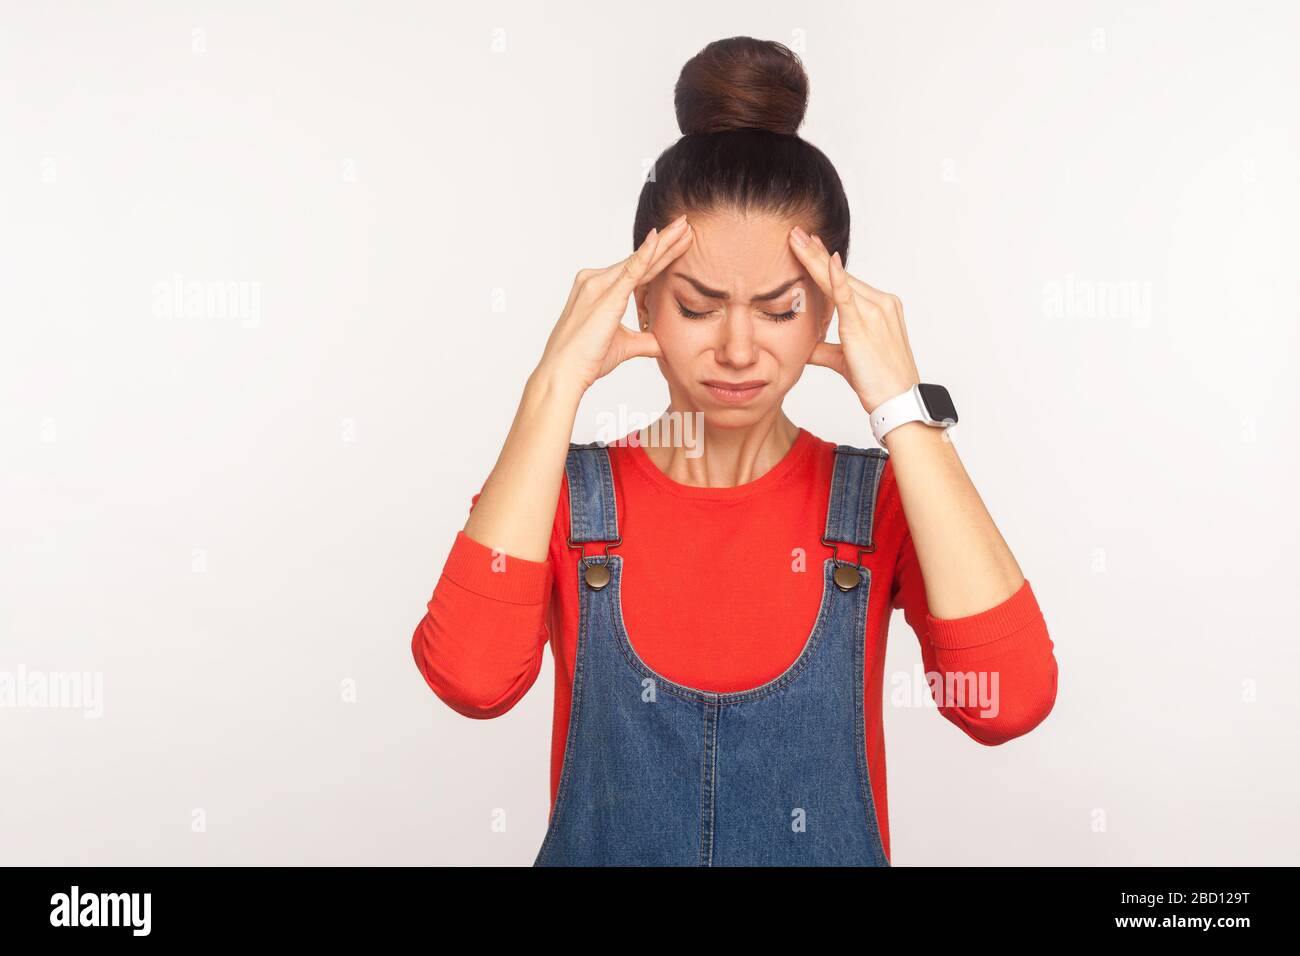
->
<box><xmin>829</xmin><ymin>251</ymin><xmax>871</xmax><ymax>332</ymax></box>
<box><xmin>592</xmin><ymin>226</ymin><xmax>666</xmax><ymax>318</ymax></box>
<box><xmin>617</xmin><ymin>221</ymin><xmax>692</xmax><ymax>334</ymax></box>
<box><xmin>640</xmin><ymin>221</ymin><xmax>694</xmax><ymax>286</ymax></box>
<box><xmin>788</xmin><ymin>226</ymin><xmax>833</xmax><ymax>298</ymax></box>
<box><xmin>644</xmin><ymin>214</ymin><xmax>689</xmax><ymax>266</ymax></box>
<box><xmin>583</xmin><ymin>214</ymin><xmax>688</xmax><ymax>300</ymax></box>
<box><xmin>561</xmin><ymin>224</ymin><xmax>663</xmax><ymax>316</ymax></box>
<box><xmin>810</xmin><ymin>234</ymin><xmax>895</xmax><ymax>312</ymax></box>
<box><xmin>619</xmin><ymin>327</ymin><xmax>662</xmax><ymax>362</ymax></box>
<box><xmin>812</xmin><ymin>236</ymin><xmax>917</xmax><ymax>377</ymax></box>
<box><xmin>559</xmin><ymin>266</ymin><xmax>596</xmax><ymax>317</ymax></box>
<box><xmin>607</xmin><ymin>215</ymin><xmax>687</xmax><ymax>278</ymax></box>
<box><xmin>807</xmin><ymin>340</ymin><xmax>846</xmax><ymax>374</ymax></box>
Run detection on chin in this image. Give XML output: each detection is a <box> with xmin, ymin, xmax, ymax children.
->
<box><xmin>698</xmin><ymin>402</ymin><xmax>775</xmax><ymax>429</ymax></box>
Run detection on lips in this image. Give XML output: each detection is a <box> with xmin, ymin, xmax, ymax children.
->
<box><xmin>703</xmin><ymin>380</ymin><xmax>766</xmax><ymax>389</ymax></box>
<box><xmin>702</xmin><ymin>380</ymin><xmax>768</xmax><ymax>404</ymax></box>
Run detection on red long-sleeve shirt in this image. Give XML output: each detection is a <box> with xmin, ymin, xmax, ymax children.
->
<box><xmin>412</xmin><ymin>427</ymin><xmax>1058</xmax><ymax>862</ymax></box>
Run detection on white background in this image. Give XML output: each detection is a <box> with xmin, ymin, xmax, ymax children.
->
<box><xmin>2</xmin><ymin>1</ymin><xmax>1297</xmax><ymax>865</ymax></box>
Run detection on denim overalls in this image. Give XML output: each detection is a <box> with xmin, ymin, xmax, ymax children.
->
<box><xmin>534</xmin><ymin>440</ymin><xmax>891</xmax><ymax>867</ymax></box>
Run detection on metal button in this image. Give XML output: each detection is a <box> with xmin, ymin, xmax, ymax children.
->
<box><xmin>833</xmin><ymin>564</ymin><xmax>861</xmax><ymax>592</ymax></box>
<box><xmin>584</xmin><ymin>562</ymin><xmax>611</xmax><ymax>590</ymax></box>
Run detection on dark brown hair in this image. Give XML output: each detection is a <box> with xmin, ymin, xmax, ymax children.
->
<box><xmin>633</xmin><ymin>36</ymin><xmax>851</xmax><ymax>265</ymax></box>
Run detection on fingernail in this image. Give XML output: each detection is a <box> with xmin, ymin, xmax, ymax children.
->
<box><xmin>791</xmin><ymin>225</ymin><xmax>810</xmax><ymax>246</ymax></box>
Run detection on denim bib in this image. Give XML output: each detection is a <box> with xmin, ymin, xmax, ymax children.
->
<box><xmin>535</xmin><ymin>440</ymin><xmax>891</xmax><ymax>867</ymax></box>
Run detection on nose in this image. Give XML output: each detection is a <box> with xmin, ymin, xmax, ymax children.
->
<box><xmin>715</xmin><ymin>306</ymin><xmax>759</xmax><ymax>368</ymax></box>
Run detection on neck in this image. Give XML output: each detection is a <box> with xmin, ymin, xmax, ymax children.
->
<box><xmin>638</xmin><ymin>406</ymin><xmax>801</xmax><ymax>488</ymax></box>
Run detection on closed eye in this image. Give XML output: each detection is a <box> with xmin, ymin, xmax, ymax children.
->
<box><xmin>675</xmin><ymin>301</ymin><xmax>800</xmax><ymax>322</ymax></box>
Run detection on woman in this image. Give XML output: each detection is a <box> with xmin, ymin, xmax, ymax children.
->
<box><xmin>413</xmin><ymin>36</ymin><xmax>1058</xmax><ymax>866</ymax></box>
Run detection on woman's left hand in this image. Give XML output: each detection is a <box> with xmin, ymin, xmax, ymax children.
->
<box><xmin>787</xmin><ymin>225</ymin><xmax>921</xmax><ymax>414</ymax></box>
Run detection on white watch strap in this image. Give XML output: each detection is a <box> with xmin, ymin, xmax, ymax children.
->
<box><xmin>870</xmin><ymin>385</ymin><xmax>928</xmax><ymax>445</ymax></box>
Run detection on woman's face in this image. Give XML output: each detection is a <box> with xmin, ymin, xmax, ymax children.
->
<box><xmin>634</xmin><ymin>209</ymin><xmax>833</xmax><ymax>427</ymax></box>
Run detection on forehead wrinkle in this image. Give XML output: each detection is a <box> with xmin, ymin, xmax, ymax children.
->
<box><xmin>671</xmin><ymin>271</ymin><xmax>804</xmax><ymax>302</ymax></box>
<box><xmin>670</xmin><ymin>233</ymin><xmax>808</xmax><ymax>302</ymax></box>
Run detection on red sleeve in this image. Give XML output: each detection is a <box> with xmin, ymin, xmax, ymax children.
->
<box><xmin>410</xmin><ymin>489</ymin><xmax>555</xmax><ymax>719</ymax></box>
<box><xmin>887</xmin><ymin>488</ymin><xmax>1058</xmax><ymax>745</ymax></box>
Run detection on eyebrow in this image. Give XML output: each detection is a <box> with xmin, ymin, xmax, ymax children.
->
<box><xmin>671</xmin><ymin>272</ymin><xmax>802</xmax><ymax>303</ymax></box>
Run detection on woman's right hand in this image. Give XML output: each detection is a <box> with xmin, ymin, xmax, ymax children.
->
<box><xmin>536</xmin><ymin>214</ymin><xmax>694</xmax><ymax>392</ymax></box>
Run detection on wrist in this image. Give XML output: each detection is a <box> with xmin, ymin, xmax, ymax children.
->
<box><xmin>527</xmin><ymin>362</ymin><xmax>587</xmax><ymax>405</ymax></box>
<box><xmin>880</xmin><ymin>419</ymin><xmax>949</xmax><ymax>453</ymax></box>
<box><xmin>868</xmin><ymin>382</ymin><xmax>959</xmax><ymax>447</ymax></box>
<box><xmin>858</xmin><ymin>379</ymin><xmax>919</xmax><ymax>416</ymax></box>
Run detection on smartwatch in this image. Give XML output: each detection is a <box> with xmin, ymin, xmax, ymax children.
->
<box><xmin>869</xmin><ymin>383</ymin><xmax>958</xmax><ymax>445</ymax></box>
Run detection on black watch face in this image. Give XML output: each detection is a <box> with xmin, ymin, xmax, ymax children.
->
<box><xmin>918</xmin><ymin>383</ymin><xmax>958</xmax><ymax>425</ymax></box>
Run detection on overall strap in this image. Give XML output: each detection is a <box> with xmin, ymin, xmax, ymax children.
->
<box><xmin>823</xmin><ymin>445</ymin><xmax>889</xmax><ymax>554</ymax></box>
<box><xmin>565</xmin><ymin>441</ymin><xmax>620</xmax><ymax>545</ymax></box>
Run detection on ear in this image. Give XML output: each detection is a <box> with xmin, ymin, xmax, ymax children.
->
<box><xmin>634</xmin><ymin>284</ymin><xmax>650</xmax><ymax>325</ymax></box>
<box><xmin>815</xmin><ymin>299</ymin><xmax>834</xmax><ymax>342</ymax></box>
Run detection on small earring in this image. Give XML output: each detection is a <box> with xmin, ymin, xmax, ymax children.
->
<box><xmin>641</xmin><ymin>322</ymin><xmax>649</xmax><ymax>330</ymax></box>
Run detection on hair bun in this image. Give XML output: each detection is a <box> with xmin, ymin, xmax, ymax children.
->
<box><xmin>674</xmin><ymin>36</ymin><xmax>809</xmax><ymax>136</ymax></box>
